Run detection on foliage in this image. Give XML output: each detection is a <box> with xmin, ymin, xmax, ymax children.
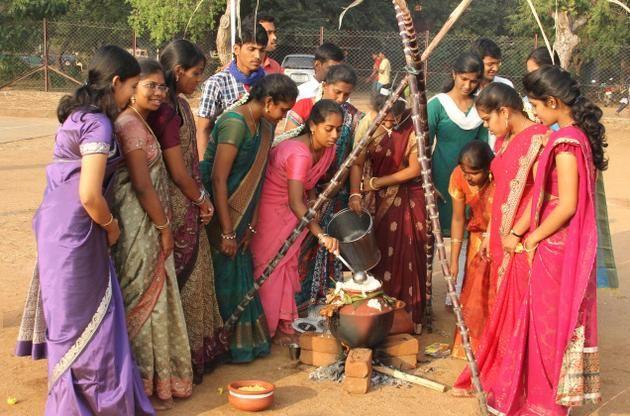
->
<box><xmin>127</xmin><ymin>0</ymin><xmax>226</xmax><ymax>44</ymax></box>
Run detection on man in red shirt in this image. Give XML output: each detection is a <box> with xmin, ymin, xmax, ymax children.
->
<box><xmin>258</xmin><ymin>15</ymin><xmax>283</xmax><ymax>74</ymax></box>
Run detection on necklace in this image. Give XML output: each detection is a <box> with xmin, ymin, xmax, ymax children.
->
<box><xmin>245</xmin><ymin>103</ymin><xmax>260</xmax><ymax>136</ymax></box>
<box><xmin>128</xmin><ymin>105</ymin><xmax>159</xmax><ymax>142</ymax></box>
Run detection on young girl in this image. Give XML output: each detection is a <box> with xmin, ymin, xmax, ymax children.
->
<box><xmin>200</xmin><ymin>74</ymin><xmax>298</xmax><ymax>363</ymax></box>
<box><xmin>15</xmin><ymin>45</ymin><xmax>154</xmax><ymax>415</ymax></box>
<box><xmin>485</xmin><ymin>65</ymin><xmax>604</xmax><ymax>415</ymax></box>
<box><xmin>251</xmin><ymin>100</ymin><xmax>342</xmax><ymax>344</ymax></box>
<box><xmin>448</xmin><ymin>140</ymin><xmax>495</xmax><ymax>359</ymax></box>
<box><xmin>111</xmin><ymin>59</ymin><xmax>192</xmax><ymax>409</ymax></box>
<box><xmin>453</xmin><ymin>82</ymin><xmax>548</xmax><ymax>396</ymax></box>
<box><xmin>148</xmin><ymin>39</ymin><xmax>224</xmax><ymax>383</ymax></box>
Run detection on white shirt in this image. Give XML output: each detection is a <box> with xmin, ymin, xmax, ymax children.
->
<box><xmin>297</xmin><ymin>78</ymin><xmax>320</xmax><ymax>101</ymax></box>
<box><xmin>492</xmin><ymin>75</ymin><xmax>514</xmax><ymax>88</ymax></box>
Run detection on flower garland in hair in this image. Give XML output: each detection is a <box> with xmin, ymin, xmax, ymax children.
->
<box><xmin>225</xmin><ymin>91</ymin><xmax>250</xmax><ymax>113</ymax></box>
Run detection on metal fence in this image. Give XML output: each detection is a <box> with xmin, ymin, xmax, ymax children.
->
<box><xmin>1</xmin><ymin>20</ymin><xmax>629</xmax><ymax>105</ymax></box>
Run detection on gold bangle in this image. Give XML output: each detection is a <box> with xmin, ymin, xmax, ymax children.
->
<box><xmin>369</xmin><ymin>177</ymin><xmax>380</xmax><ymax>191</ymax></box>
<box><xmin>451</xmin><ymin>238</ymin><xmax>463</xmax><ymax>244</ymax></box>
<box><xmin>101</xmin><ymin>213</ymin><xmax>114</xmax><ymax>228</ymax></box>
<box><xmin>523</xmin><ymin>242</ymin><xmax>538</xmax><ymax>253</ymax></box>
<box><xmin>349</xmin><ymin>193</ymin><xmax>362</xmax><ymax>199</ymax></box>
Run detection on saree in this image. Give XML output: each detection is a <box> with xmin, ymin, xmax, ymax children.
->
<box><xmin>16</xmin><ymin>110</ymin><xmax>154</xmax><ymax>415</ymax></box>
<box><xmin>296</xmin><ymin>102</ymin><xmax>363</xmax><ymax>313</ymax></box>
<box><xmin>368</xmin><ymin>115</ymin><xmax>428</xmax><ymax>325</ymax></box>
<box><xmin>111</xmin><ymin>113</ymin><xmax>193</xmax><ymax>400</ymax></box>
<box><xmin>251</xmin><ymin>139</ymin><xmax>336</xmax><ymax>336</ymax></box>
<box><xmin>149</xmin><ymin>99</ymin><xmax>224</xmax><ymax>382</ymax></box>
<box><xmin>449</xmin><ymin>166</ymin><xmax>495</xmax><ymax>360</ymax></box>
<box><xmin>487</xmin><ymin>126</ymin><xmax>600</xmax><ymax>415</ymax></box>
<box><xmin>427</xmin><ymin>93</ymin><xmax>487</xmax><ymax>236</ymax></box>
<box><xmin>454</xmin><ymin>123</ymin><xmax>548</xmax><ymax>391</ymax></box>
<box><xmin>200</xmin><ymin>111</ymin><xmax>273</xmax><ymax>363</ymax></box>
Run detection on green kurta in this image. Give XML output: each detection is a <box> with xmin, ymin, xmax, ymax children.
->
<box><xmin>428</xmin><ymin>96</ymin><xmax>487</xmax><ymax>236</ymax></box>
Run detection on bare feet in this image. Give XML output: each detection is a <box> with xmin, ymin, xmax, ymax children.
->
<box><xmin>272</xmin><ymin>332</ymin><xmax>299</xmax><ymax>346</ymax></box>
<box><xmin>150</xmin><ymin>397</ymin><xmax>174</xmax><ymax>411</ymax></box>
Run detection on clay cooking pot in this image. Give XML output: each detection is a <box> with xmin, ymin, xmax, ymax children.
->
<box><xmin>227</xmin><ymin>379</ymin><xmax>275</xmax><ymax>412</ymax></box>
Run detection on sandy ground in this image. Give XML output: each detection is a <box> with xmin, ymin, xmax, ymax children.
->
<box><xmin>0</xmin><ymin>91</ymin><xmax>628</xmax><ymax>416</ymax></box>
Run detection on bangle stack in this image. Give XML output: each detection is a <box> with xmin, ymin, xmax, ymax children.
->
<box><xmin>101</xmin><ymin>213</ymin><xmax>114</xmax><ymax>228</ymax></box>
<box><xmin>192</xmin><ymin>188</ymin><xmax>208</xmax><ymax>206</ymax></box>
<box><xmin>154</xmin><ymin>218</ymin><xmax>170</xmax><ymax>231</ymax></box>
<box><xmin>247</xmin><ymin>224</ymin><xmax>257</xmax><ymax>234</ymax></box>
<box><xmin>221</xmin><ymin>232</ymin><xmax>237</xmax><ymax>240</ymax></box>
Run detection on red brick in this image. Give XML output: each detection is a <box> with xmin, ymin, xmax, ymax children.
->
<box><xmin>299</xmin><ymin>349</ymin><xmax>339</xmax><ymax>367</ymax></box>
<box><xmin>379</xmin><ymin>354</ymin><xmax>417</xmax><ymax>370</ymax></box>
<box><xmin>376</xmin><ymin>334</ymin><xmax>419</xmax><ymax>357</ymax></box>
<box><xmin>299</xmin><ymin>332</ymin><xmax>342</xmax><ymax>355</ymax></box>
<box><xmin>343</xmin><ymin>370</ymin><xmax>372</xmax><ymax>394</ymax></box>
<box><xmin>345</xmin><ymin>348</ymin><xmax>373</xmax><ymax>378</ymax></box>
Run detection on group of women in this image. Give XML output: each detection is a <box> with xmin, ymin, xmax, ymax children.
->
<box><xmin>445</xmin><ymin>49</ymin><xmax>605</xmax><ymax>415</ymax></box>
<box><xmin>13</xmin><ymin>33</ymin><xmax>606</xmax><ymax>415</ymax></box>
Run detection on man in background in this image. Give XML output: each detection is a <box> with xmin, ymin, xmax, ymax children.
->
<box><xmin>297</xmin><ymin>42</ymin><xmax>345</xmax><ymax>100</ymax></box>
<box><xmin>258</xmin><ymin>14</ymin><xmax>283</xmax><ymax>74</ymax></box>
<box><xmin>471</xmin><ymin>37</ymin><xmax>513</xmax><ymax>89</ymax></box>
<box><xmin>377</xmin><ymin>50</ymin><xmax>391</xmax><ymax>92</ymax></box>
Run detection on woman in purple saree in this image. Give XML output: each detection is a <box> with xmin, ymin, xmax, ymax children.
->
<box><xmin>15</xmin><ymin>46</ymin><xmax>154</xmax><ymax>415</ymax></box>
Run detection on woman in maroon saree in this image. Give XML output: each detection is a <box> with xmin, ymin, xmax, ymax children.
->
<box><xmin>483</xmin><ymin>66</ymin><xmax>603</xmax><ymax>415</ymax></box>
<box><xmin>349</xmin><ymin>99</ymin><xmax>427</xmax><ymax>332</ymax></box>
<box><xmin>453</xmin><ymin>83</ymin><xmax>548</xmax><ymax>395</ymax></box>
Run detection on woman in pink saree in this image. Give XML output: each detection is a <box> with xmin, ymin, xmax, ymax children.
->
<box><xmin>484</xmin><ymin>66</ymin><xmax>603</xmax><ymax>415</ymax></box>
<box><xmin>453</xmin><ymin>83</ymin><xmax>548</xmax><ymax>394</ymax></box>
<box><xmin>251</xmin><ymin>100</ymin><xmax>342</xmax><ymax>343</ymax></box>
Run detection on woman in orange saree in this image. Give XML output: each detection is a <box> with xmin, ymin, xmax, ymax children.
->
<box><xmin>448</xmin><ymin>140</ymin><xmax>495</xmax><ymax>359</ymax></box>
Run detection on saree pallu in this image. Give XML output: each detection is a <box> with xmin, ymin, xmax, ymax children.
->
<box><xmin>487</xmin><ymin>127</ymin><xmax>600</xmax><ymax>415</ymax></box>
<box><xmin>151</xmin><ymin>98</ymin><xmax>224</xmax><ymax>380</ymax></box>
<box><xmin>111</xmin><ymin>150</ymin><xmax>192</xmax><ymax>400</ymax></box>
<box><xmin>200</xmin><ymin>111</ymin><xmax>272</xmax><ymax>363</ymax></box>
<box><xmin>296</xmin><ymin>103</ymin><xmax>362</xmax><ymax>313</ymax></box>
<box><xmin>368</xmin><ymin>116</ymin><xmax>428</xmax><ymax>324</ymax></box>
<box><xmin>251</xmin><ymin>140</ymin><xmax>336</xmax><ymax>336</ymax></box>
<box><xmin>455</xmin><ymin>124</ymin><xmax>547</xmax><ymax>391</ymax></box>
<box><xmin>16</xmin><ymin>110</ymin><xmax>154</xmax><ymax>415</ymax></box>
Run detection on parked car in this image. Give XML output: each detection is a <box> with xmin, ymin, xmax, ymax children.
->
<box><xmin>281</xmin><ymin>54</ymin><xmax>315</xmax><ymax>85</ymax></box>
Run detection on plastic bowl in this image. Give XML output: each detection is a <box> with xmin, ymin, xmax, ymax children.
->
<box><xmin>227</xmin><ymin>380</ymin><xmax>275</xmax><ymax>412</ymax></box>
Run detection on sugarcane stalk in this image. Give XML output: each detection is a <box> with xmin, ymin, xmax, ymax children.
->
<box><xmin>220</xmin><ymin>80</ymin><xmax>408</xmax><ymax>334</ymax></box>
<box><xmin>392</xmin><ymin>0</ymin><xmax>488</xmax><ymax>414</ymax></box>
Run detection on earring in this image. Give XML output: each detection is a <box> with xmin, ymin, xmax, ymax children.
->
<box><xmin>131</xmin><ymin>96</ymin><xmax>136</xmax><ymax>104</ymax></box>
<box><xmin>176</xmin><ymin>75</ymin><xmax>180</xmax><ymax>82</ymax></box>
<box><xmin>265</xmin><ymin>106</ymin><xmax>270</xmax><ymax>113</ymax></box>
<box><xmin>552</xmin><ymin>105</ymin><xmax>557</xmax><ymax>109</ymax></box>
<box><xmin>504</xmin><ymin>116</ymin><xmax>509</xmax><ymax>130</ymax></box>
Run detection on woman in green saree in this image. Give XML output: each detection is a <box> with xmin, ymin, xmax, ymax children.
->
<box><xmin>200</xmin><ymin>74</ymin><xmax>298</xmax><ymax>362</ymax></box>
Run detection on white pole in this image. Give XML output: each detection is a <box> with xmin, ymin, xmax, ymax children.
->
<box><xmin>230</xmin><ymin>0</ymin><xmax>237</xmax><ymax>49</ymax></box>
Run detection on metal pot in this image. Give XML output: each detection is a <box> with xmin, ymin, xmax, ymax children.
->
<box><xmin>327</xmin><ymin>208</ymin><xmax>381</xmax><ymax>272</ymax></box>
<box><xmin>328</xmin><ymin>295</ymin><xmax>394</xmax><ymax>348</ymax></box>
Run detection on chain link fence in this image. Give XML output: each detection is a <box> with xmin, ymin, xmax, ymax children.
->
<box><xmin>2</xmin><ymin>20</ymin><xmax>629</xmax><ymax>106</ymax></box>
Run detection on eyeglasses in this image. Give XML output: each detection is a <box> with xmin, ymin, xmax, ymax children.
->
<box><xmin>139</xmin><ymin>82</ymin><xmax>169</xmax><ymax>93</ymax></box>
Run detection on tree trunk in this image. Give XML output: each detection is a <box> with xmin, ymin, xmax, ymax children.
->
<box><xmin>552</xmin><ymin>10</ymin><xmax>586</xmax><ymax>69</ymax></box>
<box><xmin>216</xmin><ymin>0</ymin><xmax>232</xmax><ymax>66</ymax></box>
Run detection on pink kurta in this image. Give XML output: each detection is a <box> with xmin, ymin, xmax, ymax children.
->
<box><xmin>251</xmin><ymin>139</ymin><xmax>335</xmax><ymax>337</ymax></box>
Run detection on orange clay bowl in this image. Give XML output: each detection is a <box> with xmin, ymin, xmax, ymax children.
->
<box><xmin>227</xmin><ymin>380</ymin><xmax>275</xmax><ymax>412</ymax></box>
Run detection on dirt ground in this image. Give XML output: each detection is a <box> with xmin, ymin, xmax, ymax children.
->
<box><xmin>0</xmin><ymin>91</ymin><xmax>628</xmax><ymax>416</ymax></box>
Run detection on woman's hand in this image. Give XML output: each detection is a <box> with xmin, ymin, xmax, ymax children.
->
<box><xmin>106</xmin><ymin>219</ymin><xmax>120</xmax><ymax>247</ymax></box>
<box><xmin>199</xmin><ymin>198</ymin><xmax>214</xmax><ymax>225</ymax></box>
<box><xmin>362</xmin><ymin>177</ymin><xmax>377</xmax><ymax>192</ymax></box>
<box><xmin>501</xmin><ymin>234</ymin><xmax>521</xmax><ymax>255</ymax></box>
<box><xmin>319</xmin><ymin>235</ymin><xmax>340</xmax><ymax>255</ymax></box>
<box><xmin>480</xmin><ymin>234</ymin><xmax>490</xmax><ymax>261</ymax></box>
<box><xmin>348</xmin><ymin>194</ymin><xmax>363</xmax><ymax>214</ymax></box>
<box><xmin>160</xmin><ymin>228</ymin><xmax>175</xmax><ymax>258</ymax></box>
<box><xmin>220</xmin><ymin>236</ymin><xmax>238</xmax><ymax>257</ymax></box>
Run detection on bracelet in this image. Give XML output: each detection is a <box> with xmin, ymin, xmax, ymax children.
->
<box><xmin>317</xmin><ymin>232</ymin><xmax>328</xmax><ymax>242</ymax></box>
<box><xmin>192</xmin><ymin>188</ymin><xmax>208</xmax><ymax>206</ymax></box>
<box><xmin>510</xmin><ymin>228</ymin><xmax>524</xmax><ymax>239</ymax></box>
<box><xmin>369</xmin><ymin>177</ymin><xmax>380</xmax><ymax>191</ymax></box>
<box><xmin>100</xmin><ymin>213</ymin><xmax>114</xmax><ymax>228</ymax></box>
<box><xmin>221</xmin><ymin>232</ymin><xmax>237</xmax><ymax>240</ymax></box>
<box><xmin>523</xmin><ymin>241</ymin><xmax>538</xmax><ymax>252</ymax></box>
<box><xmin>248</xmin><ymin>224</ymin><xmax>257</xmax><ymax>234</ymax></box>
<box><xmin>451</xmin><ymin>238</ymin><xmax>463</xmax><ymax>244</ymax></box>
<box><xmin>154</xmin><ymin>218</ymin><xmax>170</xmax><ymax>230</ymax></box>
<box><xmin>349</xmin><ymin>193</ymin><xmax>362</xmax><ymax>200</ymax></box>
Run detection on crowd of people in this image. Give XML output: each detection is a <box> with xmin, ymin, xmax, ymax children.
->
<box><xmin>13</xmin><ymin>11</ymin><xmax>612</xmax><ymax>416</ymax></box>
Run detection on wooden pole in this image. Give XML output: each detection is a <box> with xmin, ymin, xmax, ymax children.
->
<box><xmin>320</xmin><ymin>26</ymin><xmax>324</xmax><ymax>45</ymax></box>
<box><xmin>391</xmin><ymin>1</ymin><xmax>487</xmax><ymax>414</ymax></box>
<box><xmin>43</xmin><ymin>19</ymin><xmax>49</xmax><ymax>92</ymax></box>
<box><xmin>132</xmin><ymin>31</ymin><xmax>137</xmax><ymax>57</ymax></box>
<box><xmin>373</xmin><ymin>366</ymin><xmax>446</xmax><ymax>392</ymax></box>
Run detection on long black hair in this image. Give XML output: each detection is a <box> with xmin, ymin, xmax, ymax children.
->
<box><xmin>458</xmin><ymin>140</ymin><xmax>494</xmax><ymax>171</ymax></box>
<box><xmin>324</xmin><ymin>64</ymin><xmax>357</xmax><ymax>87</ymax></box>
<box><xmin>159</xmin><ymin>39</ymin><xmax>206</xmax><ymax>105</ymax></box>
<box><xmin>137</xmin><ymin>58</ymin><xmax>163</xmax><ymax>78</ymax></box>
<box><xmin>442</xmin><ymin>52</ymin><xmax>483</xmax><ymax>94</ymax></box>
<box><xmin>248</xmin><ymin>73</ymin><xmax>298</xmax><ymax>104</ymax></box>
<box><xmin>475</xmin><ymin>82</ymin><xmax>523</xmax><ymax>113</ymax></box>
<box><xmin>527</xmin><ymin>47</ymin><xmax>560</xmax><ymax>68</ymax></box>
<box><xmin>308</xmin><ymin>99</ymin><xmax>343</xmax><ymax>125</ymax></box>
<box><xmin>523</xmin><ymin>65</ymin><xmax>607</xmax><ymax>171</ymax></box>
<box><xmin>57</xmin><ymin>45</ymin><xmax>140</xmax><ymax>123</ymax></box>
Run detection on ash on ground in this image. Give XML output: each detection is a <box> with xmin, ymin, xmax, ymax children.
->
<box><xmin>308</xmin><ymin>360</ymin><xmax>411</xmax><ymax>388</ymax></box>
